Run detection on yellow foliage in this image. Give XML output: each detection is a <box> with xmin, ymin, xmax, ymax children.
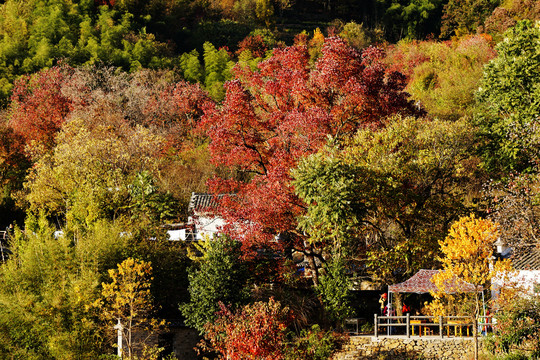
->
<box><xmin>255</xmin><ymin>0</ymin><xmax>274</xmax><ymax>27</ymax></box>
<box><xmin>186</xmin><ymin>234</ymin><xmax>214</xmax><ymax>262</ymax></box>
<box><xmin>99</xmin><ymin>258</ymin><xmax>165</xmax><ymax>358</ymax></box>
<box><xmin>428</xmin><ymin>215</ymin><xmax>513</xmax><ymax>317</ymax></box>
<box><xmin>437</xmin><ymin>214</ymin><xmax>499</xmax><ymax>285</ymax></box>
<box><xmin>311</xmin><ymin>28</ymin><xmax>325</xmax><ymax>46</ymax></box>
<box><xmin>24</xmin><ymin>117</ymin><xmax>165</xmax><ymax>227</ymax></box>
<box><xmin>308</xmin><ymin>28</ymin><xmax>325</xmax><ymax>62</ymax></box>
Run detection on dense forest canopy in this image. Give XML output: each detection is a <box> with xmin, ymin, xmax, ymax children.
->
<box><xmin>0</xmin><ymin>0</ymin><xmax>539</xmax><ymax>358</ymax></box>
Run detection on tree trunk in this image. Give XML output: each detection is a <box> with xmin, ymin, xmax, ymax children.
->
<box><xmin>395</xmin><ymin>293</ymin><xmax>403</xmax><ymax>317</ymax></box>
<box><xmin>303</xmin><ymin>241</ymin><xmax>320</xmax><ymax>286</ymax></box>
<box><xmin>474</xmin><ymin>293</ymin><xmax>479</xmax><ymax>360</ymax></box>
<box><xmin>306</xmin><ymin>251</ymin><xmax>319</xmax><ymax>287</ymax></box>
<box><xmin>474</xmin><ymin>315</ymin><xmax>478</xmax><ymax>360</ymax></box>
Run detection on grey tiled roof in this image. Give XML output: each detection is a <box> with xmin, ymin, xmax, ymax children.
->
<box><xmin>511</xmin><ymin>247</ymin><xmax>540</xmax><ymax>271</ymax></box>
<box><xmin>188</xmin><ymin>193</ymin><xmax>224</xmax><ymax>214</ymax></box>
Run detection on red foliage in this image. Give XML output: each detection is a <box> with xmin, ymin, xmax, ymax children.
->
<box><xmin>7</xmin><ymin>65</ymin><xmax>212</xmax><ymax>161</ymax></box>
<box><xmin>202</xmin><ymin>298</ymin><xmax>290</xmax><ymax>360</ymax></box>
<box><xmin>0</xmin><ymin>124</ymin><xmax>29</xmax><ymax>183</ymax></box>
<box><xmin>8</xmin><ymin>66</ymin><xmax>74</xmax><ymax>152</ymax></box>
<box><xmin>142</xmin><ymin>80</ymin><xmax>212</xmax><ymax>151</ymax></box>
<box><xmin>201</xmin><ymin>36</ymin><xmax>422</xmax><ymax>253</ymax></box>
<box><xmin>95</xmin><ymin>0</ymin><xmax>116</xmax><ymax>6</ymax></box>
<box><xmin>384</xmin><ymin>41</ymin><xmax>432</xmax><ymax>77</ymax></box>
<box><xmin>236</xmin><ymin>35</ymin><xmax>269</xmax><ymax>58</ymax></box>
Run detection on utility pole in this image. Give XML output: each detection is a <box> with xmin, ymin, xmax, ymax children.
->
<box><xmin>114</xmin><ymin>318</ymin><xmax>123</xmax><ymax>359</ymax></box>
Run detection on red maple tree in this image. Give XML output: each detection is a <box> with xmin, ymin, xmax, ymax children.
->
<box><xmin>201</xmin><ymin>36</ymin><xmax>423</xmax><ymax>276</ymax></box>
<box><xmin>8</xmin><ymin>66</ymin><xmax>74</xmax><ymax>153</ymax></box>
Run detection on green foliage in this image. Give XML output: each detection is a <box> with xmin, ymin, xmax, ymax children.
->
<box><xmin>316</xmin><ymin>252</ymin><xmax>355</xmax><ymax>324</ymax></box>
<box><xmin>24</xmin><ymin>117</ymin><xmax>169</xmax><ymax>229</ymax></box>
<box><xmin>128</xmin><ymin>171</ymin><xmax>180</xmax><ymax>226</ymax></box>
<box><xmin>178</xmin><ymin>42</ymin><xmax>234</xmax><ymax>100</ymax></box>
<box><xmin>0</xmin><ymin>213</ymin><xmax>130</xmax><ymax>359</ymax></box>
<box><xmin>284</xmin><ymin>325</ymin><xmax>343</xmax><ymax>360</ymax></box>
<box><xmin>293</xmin><ymin>115</ymin><xmax>479</xmax><ymax>284</ymax></box>
<box><xmin>203</xmin><ymin>42</ymin><xmax>234</xmax><ymax>100</ymax></box>
<box><xmin>180</xmin><ymin>236</ymin><xmax>250</xmax><ymax>334</ymax></box>
<box><xmin>440</xmin><ymin>0</ymin><xmax>501</xmax><ymax>37</ymax></box>
<box><xmin>128</xmin><ymin>239</ymin><xmax>190</xmax><ymax>319</ymax></box>
<box><xmin>475</xmin><ymin>20</ymin><xmax>540</xmax><ymax>173</ymax></box>
<box><xmin>487</xmin><ymin>295</ymin><xmax>540</xmax><ymax>359</ymax></box>
<box><xmin>293</xmin><ymin>145</ymin><xmax>363</xmax><ymax>247</ymax></box>
<box><xmin>0</xmin><ymin>0</ymin><xmax>175</xmax><ymax>103</ymax></box>
<box><xmin>179</xmin><ymin>50</ymin><xmax>204</xmax><ymax>83</ymax></box>
<box><xmin>339</xmin><ymin>21</ymin><xmax>372</xmax><ymax>50</ymax></box>
<box><xmin>0</xmin><ymin>211</ymin><xmax>187</xmax><ymax>359</ymax></box>
<box><xmin>378</xmin><ymin>0</ymin><xmax>444</xmax><ymax>40</ymax></box>
<box><xmin>386</xmin><ymin>35</ymin><xmax>496</xmax><ymax>121</ymax></box>
<box><xmin>495</xmin><ymin>354</ymin><xmax>530</xmax><ymax>360</ymax></box>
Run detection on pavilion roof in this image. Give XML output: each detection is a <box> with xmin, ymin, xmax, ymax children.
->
<box><xmin>388</xmin><ymin>269</ymin><xmax>479</xmax><ymax>294</ymax></box>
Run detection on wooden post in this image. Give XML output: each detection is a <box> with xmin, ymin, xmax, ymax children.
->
<box><xmin>439</xmin><ymin>316</ymin><xmax>443</xmax><ymax>339</ymax></box>
<box><xmin>374</xmin><ymin>314</ymin><xmax>378</xmax><ymax>337</ymax></box>
<box><xmin>406</xmin><ymin>313</ymin><xmax>410</xmax><ymax>338</ymax></box>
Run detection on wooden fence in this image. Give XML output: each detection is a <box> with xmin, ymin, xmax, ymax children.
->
<box><xmin>346</xmin><ymin>315</ymin><xmax>493</xmax><ymax>338</ymax></box>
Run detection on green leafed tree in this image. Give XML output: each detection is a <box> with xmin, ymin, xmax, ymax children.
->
<box><xmin>179</xmin><ymin>50</ymin><xmax>204</xmax><ymax>84</ymax></box>
<box><xmin>293</xmin><ymin>115</ymin><xmax>480</xmax><ymax>285</ymax></box>
<box><xmin>378</xmin><ymin>0</ymin><xmax>445</xmax><ymax>40</ymax></box>
<box><xmin>203</xmin><ymin>42</ymin><xmax>234</xmax><ymax>100</ymax></box>
<box><xmin>180</xmin><ymin>236</ymin><xmax>250</xmax><ymax>334</ymax></box>
<box><xmin>475</xmin><ymin>20</ymin><xmax>540</xmax><ymax>173</ymax></box>
<box><xmin>316</xmin><ymin>250</ymin><xmax>354</xmax><ymax>325</ymax></box>
<box><xmin>178</xmin><ymin>42</ymin><xmax>233</xmax><ymax>100</ymax></box>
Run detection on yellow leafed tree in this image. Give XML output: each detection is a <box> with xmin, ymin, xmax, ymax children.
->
<box><xmin>99</xmin><ymin>258</ymin><xmax>165</xmax><ymax>359</ymax></box>
<box><xmin>428</xmin><ymin>215</ymin><xmax>512</xmax><ymax>360</ymax></box>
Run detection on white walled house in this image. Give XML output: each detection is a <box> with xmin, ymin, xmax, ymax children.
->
<box><xmin>166</xmin><ymin>193</ymin><xmax>226</xmax><ymax>241</ymax></box>
<box><xmin>493</xmin><ymin>241</ymin><xmax>540</xmax><ymax>296</ymax></box>
<box><xmin>186</xmin><ymin>192</ymin><xmax>226</xmax><ymax>240</ymax></box>
<box><xmin>506</xmin><ymin>247</ymin><xmax>540</xmax><ymax>294</ymax></box>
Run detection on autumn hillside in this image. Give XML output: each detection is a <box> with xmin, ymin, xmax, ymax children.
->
<box><xmin>0</xmin><ymin>0</ymin><xmax>539</xmax><ymax>359</ymax></box>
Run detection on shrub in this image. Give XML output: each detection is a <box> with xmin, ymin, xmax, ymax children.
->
<box><xmin>201</xmin><ymin>298</ymin><xmax>290</xmax><ymax>360</ymax></box>
<box><xmin>284</xmin><ymin>325</ymin><xmax>345</xmax><ymax>360</ymax></box>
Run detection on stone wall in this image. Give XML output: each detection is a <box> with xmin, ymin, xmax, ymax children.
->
<box><xmin>333</xmin><ymin>336</ymin><xmax>486</xmax><ymax>360</ymax></box>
